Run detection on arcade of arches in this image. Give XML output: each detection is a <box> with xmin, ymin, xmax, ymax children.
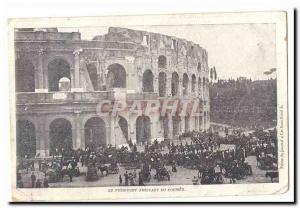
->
<box><xmin>15</xmin><ymin>56</ymin><xmax>207</xmax><ymax>97</ymax></box>
<box><xmin>16</xmin><ymin>112</ymin><xmax>209</xmax><ymax>157</ymax></box>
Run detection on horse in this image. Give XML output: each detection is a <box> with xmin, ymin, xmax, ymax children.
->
<box><xmin>155</xmin><ymin>167</ymin><xmax>170</xmax><ymax>181</ymax></box>
<box><xmin>265</xmin><ymin>171</ymin><xmax>278</xmax><ymax>182</ymax></box>
<box><xmin>97</xmin><ymin>165</ymin><xmax>109</xmax><ymax>176</ymax></box>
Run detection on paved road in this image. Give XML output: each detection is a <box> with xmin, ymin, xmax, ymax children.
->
<box><xmin>19</xmin><ymin>155</ymin><xmax>277</xmax><ymax>188</ymax></box>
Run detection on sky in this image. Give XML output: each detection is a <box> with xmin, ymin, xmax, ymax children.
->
<box><xmin>59</xmin><ymin>24</ymin><xmax>276</xmax><ymax>80</ymax></box>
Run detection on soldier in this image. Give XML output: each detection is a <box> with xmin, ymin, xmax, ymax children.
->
<box><xmin>35</xmin><ymin>179</ymin><xmax>42</xmax><ymax>188</ymax></box>
<box><xmin>124</xmin><ymin>171</ymin><xmax>129</xmax><ymax>186</ymax></box>
<box><xmin>30</xmin><ymin>172</ymin><xmax>36</xmax><ymax>188</ymax></box>
<box><xmin>138</xmin><ymin>172</ymin><xmax>144</xmax><ymax>186</ymax></box>
<box><xmin>119</xmin><ymin>174</ymin><xmax>123</xmax><ymax>186</ymax></box>
<box><xmin>43</xmin><ymin>177</ymin><xmax>49</xmax><ymax>188</ymax></box>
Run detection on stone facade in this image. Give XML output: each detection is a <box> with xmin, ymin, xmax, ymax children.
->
<box><xmin>15</xmin><ymin>27</ymin><xmax>210</xmax><ymax>157</ymax></box>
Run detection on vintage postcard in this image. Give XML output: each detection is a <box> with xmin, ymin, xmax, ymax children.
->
<box><xmin>9</xmin><ymin>11</ymin><xmax>289</xmax><ymax>201</ymax></box>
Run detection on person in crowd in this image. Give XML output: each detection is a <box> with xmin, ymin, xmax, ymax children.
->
<box><xmin>124</xmin><ymin>171</ymin><xmax>129</xmax><ymax>186</ymax></box>
<box><xmin>30</xmin><ymin>172</ymin><xmax>36</xmax><ymax>188</ymax></box>
<box><xmin>17</xmin><ymin>179</ymin><xmax>24</xmax><ymax>188</ymax></box>
<box><xmin>119</xmin><ymin>174</ymin><xmax>123</xmax><ymax>186</ymax></box>
<box><xmin>35</xmin><ymin>179</ymin><xmax>42</xmax><ymax>188</ymax></box>
<box><xmin>138</xmin><ymin>172</ymin><xmax>144</xmax><ymax>186</ymax></box>
<box><xmin>43</xmin><ymin>177</ymin><xmax>49</xmax><ymax>188</ymax></box>
<box><xmin>171</xmin><ymin>161</ymin><xmax>177</xmax><ymax>172</ymax></box>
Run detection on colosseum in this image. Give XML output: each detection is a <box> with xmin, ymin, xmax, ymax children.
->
<box><xmin>14</xmin><ymin>27</ymin><xmax>210</xmax><ymax>158</ymax></box>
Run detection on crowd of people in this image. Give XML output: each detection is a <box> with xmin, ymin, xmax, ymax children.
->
<box><xmin>17</xmin><ymin>127</ymin><xmax>278</xmax><ymax>187</ymax></box>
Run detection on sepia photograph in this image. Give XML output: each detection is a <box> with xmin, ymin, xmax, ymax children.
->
<box><xmin>8</xmin><ymin>11</ymin><xmax>290</xmax><ymax>201</ymax></box>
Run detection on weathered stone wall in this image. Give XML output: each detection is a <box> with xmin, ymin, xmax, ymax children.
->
<box><xmin>14</xmin><ymin>27</ymin><xmax>210</xmax><ymax>157</ymax></box>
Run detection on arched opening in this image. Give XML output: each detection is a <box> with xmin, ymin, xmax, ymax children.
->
<box><xmin>185</xmin><ymin>116</ymin><xmax>189</xmax><ymax>133</ymax></box>
<box><xmin>198</xmin><ymin>77</ymin><xmax>202</xmax><ymax>94</ymax></box>
<box><xmin>16</xmin><ymin>120</ymin><xmax>36</xmax><ymax>158</ymax></box>
<box><xmin>49</xmin><ymin>118</ymin><xmax>72</xmax><ymax>154</ymax></box>
<box><xmin>136</xmin><ymin>116</ymin><xmax>151</xmax><ymax>145</ymax></box>
<box><xmin>84</xmin><ymin>117</ymin><xmax>106</xmax><ymax>150</ymax></box>
<box><xmin>203</xmin><ymin>112</ymin><xmax>207</xmax><ymax>130</ymax></box>
<box><xmin>191</xmin><ymin>74</ymin><xmax>196</xmax><ymax>93</ymax></box>
<box><xmin>86</xmin><ymin>63</ymin><xmax>99</xmax><ymax>91</ymax></box>
<box><xmin>197</xmin><ymin>62</ymin><xmax>201</xmax><ymax>72</ymax></box>
<box><xmin>107</xmin><ymin>63</ymin><xmax>126</xmax><ymax>89</ymax></box>
<box><xmin>162</xmin><ymin>116</ymin><xmax>169</xmax><ymax>138</ymax></box>
<box><xmin>142</xmin><ymin>69</ymin><xmax>154</xmax><ymax>92</ymax></box>
<box><xmin>199</xmin><ymin>116</ymin><xmax>203</xmax><ymax>131</ymax></box>
<box><xmin>15</xmin><ymin>58</ymin><xmax>35</xmax><ymax>92</ymax></box>
<box><xmin>203</xmin><ymin>77</ymin><xmax>206</xmax><ymax>94</ymax></box>
<box><xmin>158</xmin><ymin>55</ymin><xmax>167</xmax><ymax>68</ymax></box>
<box><xmin>118</xmin><ymin>116</ymin><xmax>129</xmax><ymax>143</ymax></box>
<box><xmin>158</xmin><ymin>72</ymin><xmax>167</xmax><ymax>97</ymax></box>
<box><xmin>172</xmin><ymin>115</ymin><xmax>181</xmax><ymax>136</ymax></box>
<box><xmin>182</xmin><ymin>73</ymin><xmax>189</xmax><ymax>95</ymax></box>
<box><xmin>171</xmin><ymin>72</ymin><xmax>179</xmax><ymax>96</ymax></box>
<box><xmin>48</xmin><ymin>58</ymin><xmax>71</xmax><ymax>92</ymax></box>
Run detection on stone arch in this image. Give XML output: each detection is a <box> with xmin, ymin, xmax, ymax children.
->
<box><xmin>171</xmin><ymin>72</ymin><xmax>179</xmax><ymax>96</ymax></box>
<box><xmin>118</xmin><ymin>116</ymin><xmax>129</xmax><ymax>143</ymax></box>
<box><xmin>84</xmin><ymin>117</ymin><xmax>106</xmax><ymax>150</ymax></box>
<box><xmin>172</xmin><ymin>115</ymin><xmax>181</xmax><ymax>136</ymax></box>
<box><xmin>107</xmin><ymin>63</ymin><xmax>126</xmax><ymax>89</ymax></box>
<box><xmin>142</xmin><ymin>69</ymin><xmax>154</xmax><ymax>92</ymax></box>
<box><xmin>182</xmin><ymin>73</ymin><xmax>189</xmax><ymax>95</ymax></box>
<box><xmin>184</xmin><ymin>116</ymin><xmax>189</xmax><ymax>133</ymax></box>
<box><xmin>15</xmin><ymin>58</ymin><xmax>35</xmax><ymax>92</ymax></box>
<box><xmin>136</xmin><ymin>115</ymin><xmax>151</xmax><ymax>145</ymax></box>
<box><xmin>158</xmin><ymin>55</ymin><xmax>167</xmax><ymax>68</ymax></box>
<box><xmin>191</xmin><ymin>74</ymin><xmax>196</xmax><ymax>93</ymax></box>
<box><xmin>198</xmin><ymin>77</ymin><xmax>202</xmax><ymax>93</ymax></box>
<box><xmin>197</xmin><ymin>62</ymin><xmax>201</xmax><ymax>72</ymax></box>
<box><xmin>16</xmin><ymin>120</ymin><xmax>36</xmax><ymax>158</ymax></box>
<box><xmin>49</xmin><ymin>118</ymin><xmax>72</xmax><ymax>155</ymax></box>
<box><xmin>48</xmin><ymin>58</ymin><xmax>71</xmax><ymax>92</ymax></box>
<box><xmin>162</xmin><ymin>116</ymin><xmax>169</xmax><ymax>138</ymax></box>
<box><xmin>158</xmin><ymin>72</ymin><xmax>167</xmax><ymax>97</ymax></box>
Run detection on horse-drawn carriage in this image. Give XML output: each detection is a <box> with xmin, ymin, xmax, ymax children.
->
<box><xmin>86</xmin><ymin>165</ymin><xmax>99</xmax><ymax>181</ymax></box>
<box><xmin>154</xmin><ymin>166</ymin><xmax>170</xmax><ymax>181</ymax></box>
<box><xmin>44</xmin><ymin>163</ymin><xmax>80</xmax><ymax>183</ymax></box>
<box><xmin>140</xmin><ymin>163</ymin><xmax>151</xmax><ymax>182</ymax></box>
<box><xmin>17</xmin><ymin>159</ymin><xmax>34</xmax><ymax>173</ymax></box>
<box><xmin>257</xmin><ymin>154</ymin><xmax>277</xmax><ymax>170</ymax></box>
<box><xmin>220</xmin><ymin>160</ymin><xmax>252</xmax><ymax>180</ymax></box>
<box><xmin>200</xmin><ymin>169</ymin><xmax>224</xmax><ymax>184</ymax></box>
<box><xmin>96</xmin><ymin>163</ymin><xmax>119</xmax><ymax>176</ymax></box>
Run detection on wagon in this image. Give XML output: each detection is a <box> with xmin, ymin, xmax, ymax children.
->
<box><xmin>86</xmin><ymin>166</ymin><xmax>99</xmax><ymax>181</ymax></box>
